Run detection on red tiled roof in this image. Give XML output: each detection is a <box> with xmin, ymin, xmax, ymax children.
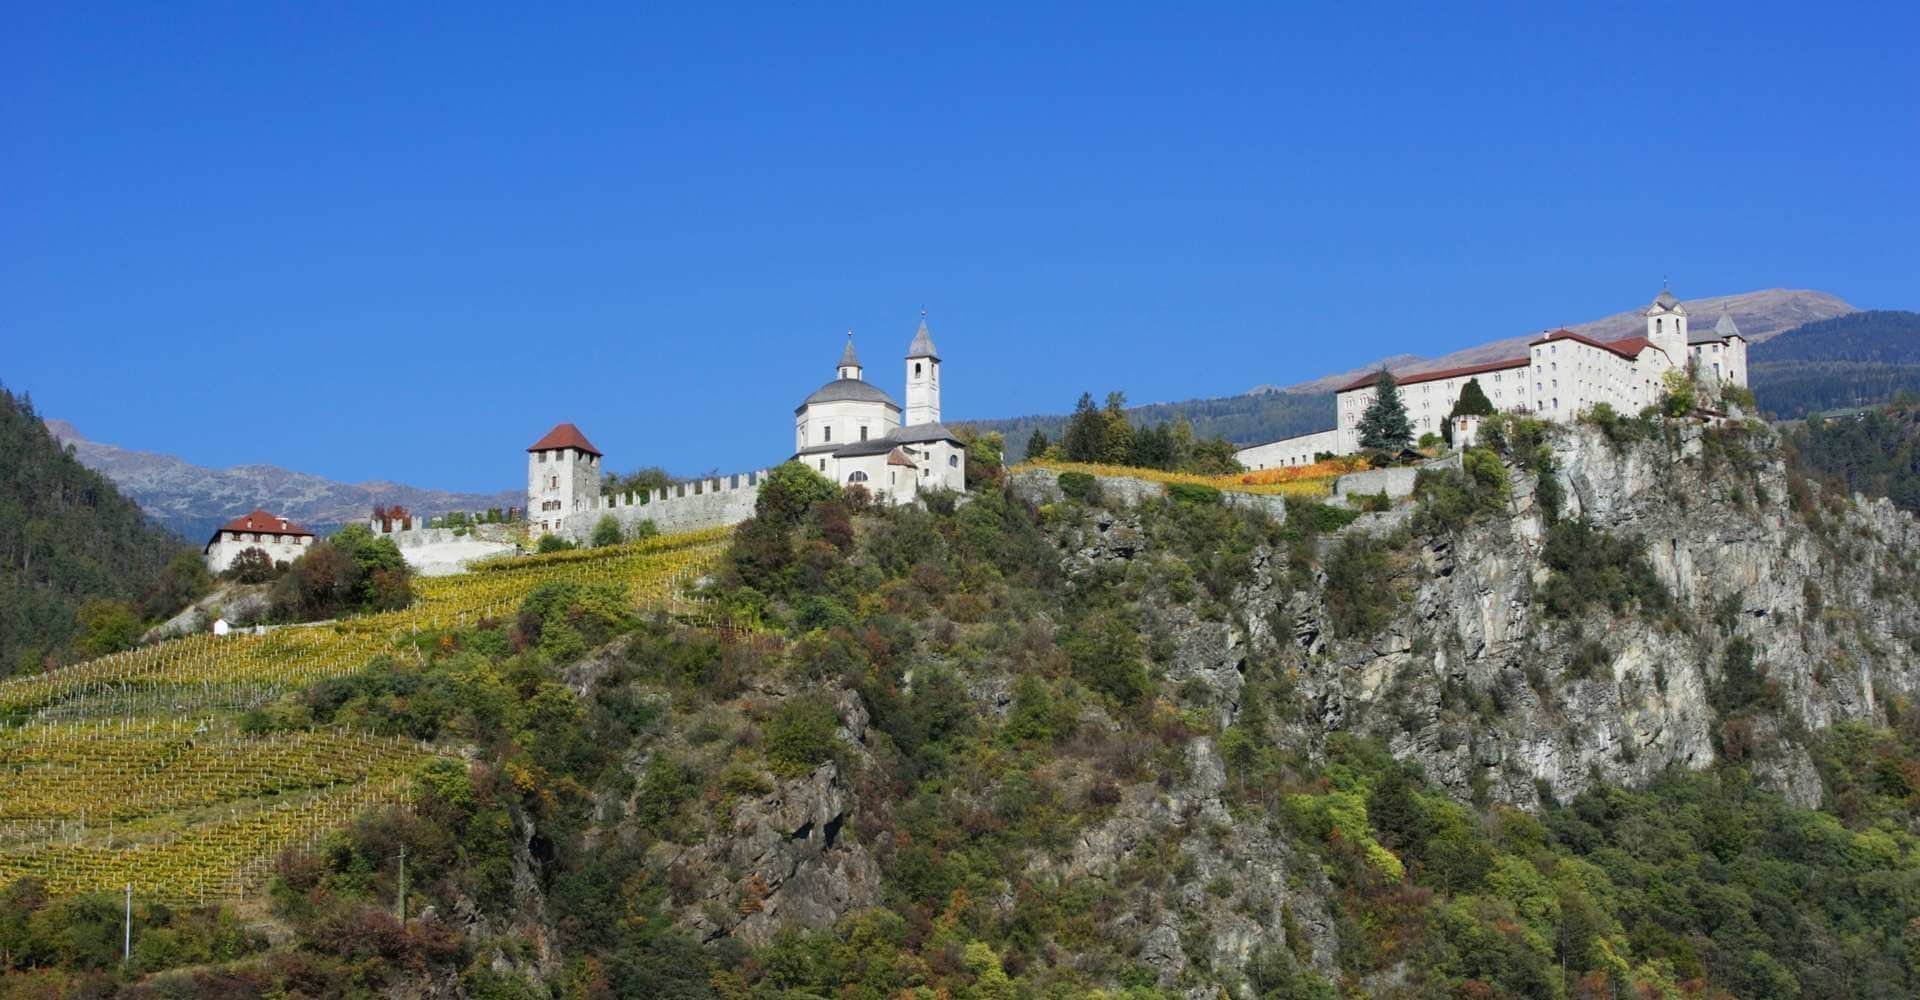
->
<box><xmin>1608</xmin><ymin>336</ymin><xmax>1656</xmax><ymax>356</ymax></box>
<box><xmin>526</xmin><ymin>422</ymin><xmax>602</xmax><ymax>456</ymax></box>
<box><xmin>1336</xmin><ymin>357</ymin><xmax>1529</xmax><ymax>394</ymax></box>
<box><xmin>1528</xmin><ymin>328</ymin><xmax>1644</xmax><ymax>361</ymax></box>
<box><xmin>208</xmin><ymin>509</ymin><xmax>311</xmax><ymax>547</ymax></box>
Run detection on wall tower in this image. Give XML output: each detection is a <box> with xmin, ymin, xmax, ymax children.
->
<box><xmin>526</xmin><ymin>422</ymin><xmax>602</xmax><ymax>534</ymax></box>
<box><xmin>905</xmin><ymin>311</ymin><xmax>942</xmax><ymax>426</ymax></box>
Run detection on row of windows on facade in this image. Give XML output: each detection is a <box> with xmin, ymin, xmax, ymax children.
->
<box><xmin>813</xmin><ymin>425</ymin><xmax>876</xmax><ymax>444</ymax></box>
<box><xmin>815</xmin><ymin>453</ymin><xmax>960</xmax><ymax>479</ymax></box>
<box><xmin>534</xmin><ymin>450</ymin><xmax>597</xmax><ymax>464</ymax></box>
<box><xmin>223</xmin><ymin>532</ymin><xmax>308</xmax><ymax>545</ymax></box>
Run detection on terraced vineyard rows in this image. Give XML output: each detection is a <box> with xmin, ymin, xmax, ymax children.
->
<box><xmin>0</xmin><ymin>526</ymin><xmax>731</xmax><ymax>900</ymax></box>
<box><xmin>0</xmin><ymin>722</ymin><xmax>432</xmax><ymax>822</ymax></box>
<box><xmin>0</xmin><ymin>775</ymin><xmax>417</xmax><ymax>901</ymax></box>
<box><xmin>0</xmin><ymin>527</ymin><xmax>731</xmax><ymax>722</ymax></box>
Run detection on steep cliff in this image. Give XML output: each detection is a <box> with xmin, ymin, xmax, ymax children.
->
<box><xmin>15</xmin><ymin>419</ymin><xmax>1920</xmax><ymax>999</ymax></box>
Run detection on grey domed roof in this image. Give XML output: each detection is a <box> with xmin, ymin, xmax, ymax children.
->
<box><xmin>795</xmin><ymin>378</ymin><xmax>900</xmax><ymax>415</ymax></box>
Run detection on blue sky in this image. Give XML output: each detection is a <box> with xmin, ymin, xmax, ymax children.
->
<box><xmin>4</xmin><ymin>3</ymin><xmax>1916</xmax><ymax>492</ymax></box>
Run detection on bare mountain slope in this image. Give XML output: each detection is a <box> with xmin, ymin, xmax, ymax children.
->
<box><xmin>1269</xmin><ymin>288</ymin><xmax>1855</xmax><ymax>394</ymax></box>
<box><xmin>44</xmin><ymin>420</ymin><xmax>520</xmax><ymax>541</ymax></box>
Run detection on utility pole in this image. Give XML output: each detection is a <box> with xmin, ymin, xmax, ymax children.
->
<box><xmin>397</xmin><ymin>847</ymin><xmax>408</xmax><ymax>923</ymax></box>
<box><xmin>122</xmin><ymin>884</ymin><xmax>131</xmax><ymax>966</ymax></box>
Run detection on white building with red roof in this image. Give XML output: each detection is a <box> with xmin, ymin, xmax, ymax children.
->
<box><xmin>1237</xmin><ymin>286</ymin><xmax>1749</xmax><ymax>468</ymax></box>
<box><xmin>203</xmin><ymin>509</ymin><xmax>315</xmax><ymax>574</ymax></box>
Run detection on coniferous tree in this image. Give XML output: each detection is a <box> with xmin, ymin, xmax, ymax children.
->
<box><xmin>1099</xmin><ymin>392</ymin><xmax>1133</xmax><ymax>463</ymax></box>
<box><xmin>1357</xmin><ymin>371</ymin><xmax>1414</xmax><ymax>452</ymax></box>
<box><xmin>1443</xmin><ymin>378</ymin><xmax>1496</xmax><ymax>444</ymax></box>
<box><xmin>1024</xmin><ymin>428</ymin><xmax>1050</xmax><ymax>462</ymax></box>
<box><xmin>1062</xmin><ymin>392</ymin><xmax>1104</xmax><ymax>462</ymax></box>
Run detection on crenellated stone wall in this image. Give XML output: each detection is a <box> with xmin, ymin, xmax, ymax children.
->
<box><xmin>558</xmin><ymin>470</ymin><xmax>769</xmax><ymax>540</ymax></box>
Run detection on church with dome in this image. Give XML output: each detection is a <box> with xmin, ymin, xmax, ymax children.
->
<box><xmin>519</xmin><ymin>312</ymin><xmax>967</xmax><ymax>542</ymax></box>
<box><xmin>790</xmin><ymin>314</ymin><xmax>967</xmax><ymax>501</ymax></box>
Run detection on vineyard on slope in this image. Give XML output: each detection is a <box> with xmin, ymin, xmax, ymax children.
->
<box><xmin>1016</xmin><ymin>459</ymin><xmax>1346</xmax><ymax>496</ymax></box>
<box><xmin>0</xmin><ymin>526</ymin><xmax>731</xmax><ymax>722</ymax></box>
<box><xmin>0</xmin><ymin>526</ymin><xmax>730</xmax><ymax>899</ymax></box>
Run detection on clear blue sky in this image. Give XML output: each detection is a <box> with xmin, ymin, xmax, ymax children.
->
<box><xmin>4</xmin><ymin>3</ymin><xmax>1915</xmax><ymax>492</ymax></box>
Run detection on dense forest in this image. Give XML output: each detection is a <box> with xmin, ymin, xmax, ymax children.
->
<box><xmin>1750</xmin><ymin>310</ymin><xmax>1920</xmax><ymax>418</ymax></box>
<box><xmin>0</xmin><ymin>386</ymin><xmax>199</xmax><ymax>676</ymax></box>
<box><xmin>7</xmin><ymin>421</ymin><xmax>1920</xmax><ymax>998</ymax></box>
<box><xmin>1785</xmin><ymin>401</ymin><xmax>1920</xmax><ymax>513</ymax></box>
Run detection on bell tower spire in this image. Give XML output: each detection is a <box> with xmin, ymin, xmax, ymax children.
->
<box><xmin>905</xmin><ymin>309</ymin><xmax>941</xmax><ymax>426</ymax></box>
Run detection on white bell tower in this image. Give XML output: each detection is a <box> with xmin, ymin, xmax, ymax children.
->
<box><xmin>1646</xmin><ymin>281</ymin><xmax>1689</xmax><ymax>363</ymax></box>
<box><xmin>905</xmin><ymin>310</ymin><xmax>941</xmax><ymax>426</ymax></box>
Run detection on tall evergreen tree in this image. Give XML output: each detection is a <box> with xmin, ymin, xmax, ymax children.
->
<box><xmin>1099</xmin><ymin>392</ymin><xmax>1133</xmax><ymax>463</ymax></box>
<box><xmin>1024</xmin><ymin>428</ymin><xmax>1050</xmax><ymax>462</ymax></box>
<box><xmin>1443</xmin><ymin>378</ymin><xmax>1496</xmax><ymax>443</ymax></box>
<box><xmin>1062</xmin><ymin>392</ymin><xmax>1104</xmax><ymax>462</ymax></box>
<box><xmin>1357</xmin><ymin>371</ymin><xmax>1414</xmax><ymax>452</ymax></box>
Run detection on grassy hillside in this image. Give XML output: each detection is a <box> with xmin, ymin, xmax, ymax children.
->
<box><xmin>0</xmin><ymin>528</ymin><xmax>726</xmax><ymax>910</ymax></box>
<box><xmin>5</xmin><ymin>437</ymin><xmax>1919</xmax><ymax>997</ymax></box>
<box><xmin>1751</xmin><ymin>310</ymin><xmax>1920</xmax><ymax>418</ymax></box>
<box><xmin>0</xmin><ymin>386</ymin><xmax>198</xmax><ymax>676</ymax></box>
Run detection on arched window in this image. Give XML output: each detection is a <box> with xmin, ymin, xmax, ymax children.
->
<box><xmin>1655</xmin><ymin>318</ymin><xmax>1663</xmax><ymax>332</ymax></box>
<box><xmin>914</xmin><ymin>362</ymin><xmax>922</xmax><ymax>375</ymax></box>
<box><xmin>948</xmin><ymin>454</ymin><xmax>959</xmax><ymax>467</ymax></box>
<box><xmin>848</xmin><ymin>471</ymin><xmax>869</xmax><ymax>483</ymax></box>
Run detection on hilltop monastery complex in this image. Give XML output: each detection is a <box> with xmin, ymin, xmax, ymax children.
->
<box><xmin>203</xmin><ymin>286</ymin><xmax>1750</xmax><ymax>571</ymax></box>
<box><xmin>520</xmin><ymin>315</ymin><xmax>967</xmax><ymax>542</ymax></box>
<box><xmin>1235</xmin><ymin>286</ymin><xmax>1751</xmax><ymax>469</ymax></box>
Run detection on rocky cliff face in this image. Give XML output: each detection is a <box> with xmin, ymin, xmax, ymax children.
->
<box><xmin>1014</xmin><ymin>423</ymin><xmax>1920</xmax><ymax>820</ymax></box>
<box><xmin>510</xmin><ymin>425</ymin><xmax>1917</xmax><ymax>997</ymax></box>
<box><xmin>986</xmin><ymin>423</ymin><xmax>1920</xmax><ymax>992</ymax></box>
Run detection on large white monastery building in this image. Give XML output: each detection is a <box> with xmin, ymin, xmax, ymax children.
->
<box><xmin>1237</xmin><ymin>287</ymin><xmax>1751</xmax><ymax>468</ymax></box>
<box><xmin>524</xmin><ymin>314</ymin><xmax>965</xmax><ymax>540</ymax></box>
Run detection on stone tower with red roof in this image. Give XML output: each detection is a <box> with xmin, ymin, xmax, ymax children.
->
<box><xmin>526</xmin><ymin>422</ymin><xmax>603</xmax><ymax>536</ymax></box>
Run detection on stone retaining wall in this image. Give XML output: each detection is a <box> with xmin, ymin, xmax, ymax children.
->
<box><xmin>1332</xmin><ymin>453</ymin><xmax>1463</xmax><ymax>504</ymax></box>
<box><xmin>1008</xmin><ymin>468</ymin><xmax>1288</xmax><ymax>525</ymax></box>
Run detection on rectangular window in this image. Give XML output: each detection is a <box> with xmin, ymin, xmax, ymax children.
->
<box><xmin>860</xmin><ymin>426</ymin><xmax>869</xmax><ymax>441</ymax></box>
<box><xmin>824</xmin><ymin>426</ymin><xmax>832</xmax><ymax>442</ymax></box>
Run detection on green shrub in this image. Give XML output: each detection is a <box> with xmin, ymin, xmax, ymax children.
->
<box><xmin>1062</xmin><ymin>609</ymin><xmax>1150</xmax><ymax>705</ymax></box>
<box><xmin>1285</xmin><ymin>499</ymin><xmax>1362</xmax><ymax>535</ymax></box>
<box><xmin>1057</xmin><ymin>471</ymin><xmax>1099</xmax><ymax>503</ymax></box>
<box><xmin>537</xmin><ymin>533</ymin><xmax>575</xmax><ymax>553</ymax></box>
<box><xmin>1324</xmin><ymin>534</ymin><xmax>1399</xmax><ymax>639</ymax></box>
<box><xmin>1351</xmin><ymin>490</ymin><xmax>1391</xmax><ymax>513</ymax></box>
<box><xmin>763</xmin><ymin>696</ymin><xmax>842</xmax><ymax>777</ymax></box>
<box><xmin>591</xmin><ymin>515</ymin><xmax>623</xmax><ymax>548</ymax></box>
<box><xmin>1166</xmin><ymin>481</ymin><xmax>1222</xmax><ymax>506</ymax></box>
<box><xmin>1537</xmin><ymin>518</ymin><xmax>1668</xmax><ymax>617</ymax></box>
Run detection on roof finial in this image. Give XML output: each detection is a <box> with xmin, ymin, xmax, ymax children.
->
<box><xmin>1662</xmin><ymin>274</ymin><xmax>1670</xmax><ymax>291</ymax></box>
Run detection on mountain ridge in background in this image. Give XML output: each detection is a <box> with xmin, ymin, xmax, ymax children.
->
<box><xmin>44</xmin><ymin>419</ymin><xmax>521</xmax><ymax>542</ymax></box>
<box><xmin>1258</xmin><ymin>287</ymin><xmax>1856</xmax><ymax>394</ymax></box>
